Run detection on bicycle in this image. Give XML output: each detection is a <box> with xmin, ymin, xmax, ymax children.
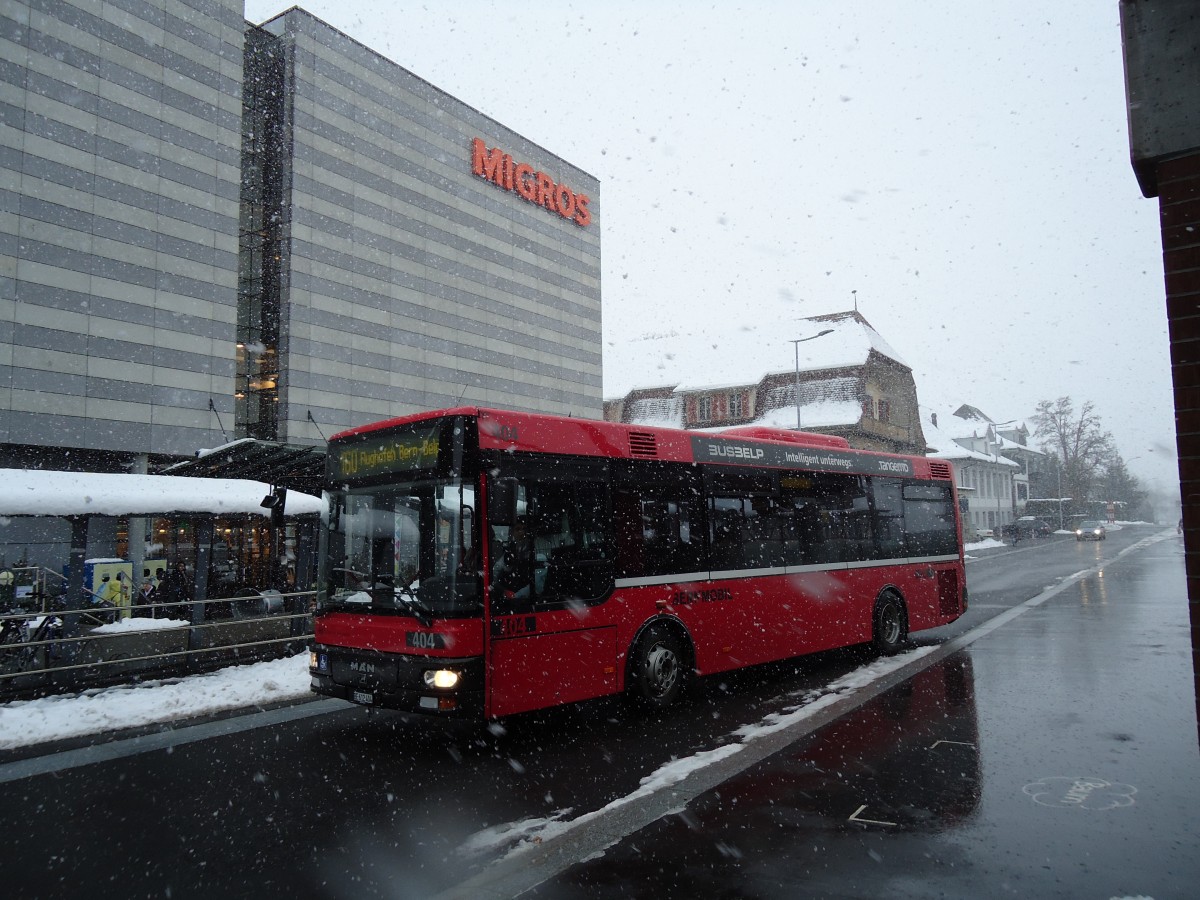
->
<box><xmin>0</xmin><ymin>605</ymin><xmax>64</xmax><ymax>674</ymax></box>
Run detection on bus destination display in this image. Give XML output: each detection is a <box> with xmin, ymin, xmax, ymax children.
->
<box><xmin>331</xmin><ymin>427</ymin><xmax>440</xmax><ymax>480</ymax></box>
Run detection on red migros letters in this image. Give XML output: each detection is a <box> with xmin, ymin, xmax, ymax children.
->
<box><xmin>471</xmin><ymin>138</ymin><xmax>592</xmax><ymax>227</ymax></box>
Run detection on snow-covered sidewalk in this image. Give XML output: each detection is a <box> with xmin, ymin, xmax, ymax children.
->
<box><xmin>0</xmin><ymin>652</ymin><xmax>311</xmax><ymax>751</ymax></box>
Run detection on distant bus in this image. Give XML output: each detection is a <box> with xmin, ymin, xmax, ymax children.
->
<box><xmin>309</xmin><ymin>408</ymin><xmax>966</xmax><ymax>718</ymax></box>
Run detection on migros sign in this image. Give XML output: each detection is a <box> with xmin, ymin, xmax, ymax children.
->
<box><xmin>471</xmin><ymin>138</ymin><xmax>592</xmax><ymax>227</ymax></box>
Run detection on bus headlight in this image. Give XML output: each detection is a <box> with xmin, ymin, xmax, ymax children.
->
<box><xmin>423</xmin><ymin>669</ymin><xmax>461</xmax><ymax>689</ymax></box>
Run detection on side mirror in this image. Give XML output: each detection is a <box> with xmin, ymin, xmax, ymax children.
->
<box><xmin>489</xmin><ymin>478</ymin><xmax>519</xmax><ymax>526</ymax></box>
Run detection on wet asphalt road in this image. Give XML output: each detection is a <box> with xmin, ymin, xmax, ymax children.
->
<box><xmin>1</xmin><ymin>525</ymin><xmax>1194</xmax><ymax>899</ymax></box>
<box><xmin>518</xmin><ymin>530</ymin><xmax>1199</xmax><ymax>899</ymax></box>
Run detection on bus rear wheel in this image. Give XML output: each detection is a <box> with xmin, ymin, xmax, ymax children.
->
<box><xmin>629</xmin><ymin>624</ymin><xmax>686</xmax><ymax>709</ymax></box>
<box><xmin>872</xmin><ymin>592</ymin><xmax>908</xmax><ymax>656</ymax></box>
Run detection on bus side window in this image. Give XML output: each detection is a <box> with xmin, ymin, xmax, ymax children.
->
<box><xmin>903</xmin><ymin>483</ymin><xmax>957</xmax><ymax>556</ymax></box>
<box><xmin>527</xmin><ymin>481</ymin><xmax>613</xmax><ymax>604</ymax></box>
<box><xmin>614</xmin><ymin>489</ymin><xmax>645</xmax><ymax>578</ymax></box>
<box><xmin>745</xmin><ymin>495</ymin><xmax>790</xmax><ymax>568</ymax></box>
<box><xmin>710</xmin><ymin>497</ymin><xmax>744</xmax><ymax>571</ymax></box>
<box><xmin>614</xmin><ymin>485</ymin><xmax>705</xmax><ymax>579</ymax></box>
<box><xmin>871</xmin><ymin>479</ymin><xmax>906</xmax><ymax>560</ymax></box>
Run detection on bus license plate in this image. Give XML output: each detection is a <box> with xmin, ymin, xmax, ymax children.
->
<box><xmin>351</xmin><ymin>690</ymin><xmax>374</xmax><ymax>705</ymax></box>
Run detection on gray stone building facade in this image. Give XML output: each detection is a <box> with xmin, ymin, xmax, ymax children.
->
<box><xmin>243</xmin><ymin>9</ymin><xmax>601</xmax><ymax>445</ymax></box>
<box><xmin>1</xmin><ymin>0</ymin><xmax>247</xmax><ymax>464</ymax></box>
<box><xmin>1</xmin><ymin>1</ymin><xmax>602</xmax><ymax>475</ymax></box>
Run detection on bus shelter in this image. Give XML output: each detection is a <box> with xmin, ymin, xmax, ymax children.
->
<box><xmin>0</xmin><ymin>469</ymin><xmax>325</xmax><ymax>696</ymax></box>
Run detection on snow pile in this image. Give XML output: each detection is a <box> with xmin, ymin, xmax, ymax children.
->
<box><xmin>0</xmin><ymin>652</ymin><xmax>311</xmax><ymax>750</ymax></box>
<box><xmin>88</xmin><ymin>618</ymin><xmax>190</xmax><ymax>634</ymax></box>
<box><xmin>965</xmin><ymin>537</ymin><xmax>1006</xmax><ymax>552</ymax></box>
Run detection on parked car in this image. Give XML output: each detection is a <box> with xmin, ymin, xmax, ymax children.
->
<box><xmin>1075</xmin><ymin>520</ymin><xmax>1107</xmax><ymax>541</ymax></box>
<box><xmin>1000</xmin><ymin>517</ymin><xmax>1053</xmax><ymax>541</ymax></box>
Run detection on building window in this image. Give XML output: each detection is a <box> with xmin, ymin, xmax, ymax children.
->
<box><xmin>862</xmin><ymin>397</ymin><xmax>874</xmax><ymax>419</ymax></box>
<box><xmin>697</xmin><ymin>396</ymin><xmax>713</xmax><ymax>423</ymax></box>
<box><xmin>877</xmin><ymin>399</ymin><xmax>891</xmax><ymax>423</ymax></box>
<box><xmin>729</xmin><ymin>392</ymin><xmax>744</xmax><ymax>419</ymax></box>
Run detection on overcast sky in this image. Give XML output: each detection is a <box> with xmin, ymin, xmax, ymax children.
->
<box><xmin>244</xmin><ymin>1</ymin><xmax>1177</xmax><ymax>502</ymax></box>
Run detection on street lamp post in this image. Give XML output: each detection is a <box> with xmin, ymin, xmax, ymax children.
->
<box><xmin>790</xmin><ymin>329</ymin><xmax>834</xmax><ymax>429</ymax></box>
<box><xmin>1057</xmin><ymin>466</ymin><xmax>1066</xmax><ymax>531</ymax></box>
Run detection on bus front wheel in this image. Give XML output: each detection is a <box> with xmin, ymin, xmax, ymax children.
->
<box><xmin>628</xmin><ymin>624</ymin><xmax>687</xmax><ymax>709</ymax></box>
<box><xmin>872</xmin><ymin>592</ymin><xmax>908</xmax><ymax>656</ymax></box>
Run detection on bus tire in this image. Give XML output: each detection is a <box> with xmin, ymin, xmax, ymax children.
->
<box><xmin>628</xmin><ymin>623</ymin><xmax>687</xmax><ymax>709</ymax></box>
<box><xmin>872</xmin><ymin>592</ymin><xmax>908</xmax><ymax>656</ymax></box>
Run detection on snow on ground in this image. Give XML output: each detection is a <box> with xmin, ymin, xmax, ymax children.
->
<box><xmin>0</xmin><ymin>652</ymin><xmax>311</xmax><ymax>750</ymax></box>
<box><xmin>965</xmin><ymin>537</ymin><xmax>1005</xmax><ymax>552</ymax></box>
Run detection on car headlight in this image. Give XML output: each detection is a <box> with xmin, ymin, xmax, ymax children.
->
<box><xmin>423</xmin><ymin>669</ymin><xmax>461</xmax><ymax>689</ymax></box>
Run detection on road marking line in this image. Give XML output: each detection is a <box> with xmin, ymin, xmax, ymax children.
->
<box><xmin>0</xmin><ymin>698</ymin><xmax>350</xmax><ymax>784</ymax></box>
<box><xmin>849</xmin><ymin>804</ymin><xmax>897</xmax><ymax>827</ymax></box>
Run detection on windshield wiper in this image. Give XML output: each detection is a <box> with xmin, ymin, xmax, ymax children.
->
<box><xmin>394</xmin><ymin>583</ymin><xmax>435</xmax><ymax>627</ymax></box>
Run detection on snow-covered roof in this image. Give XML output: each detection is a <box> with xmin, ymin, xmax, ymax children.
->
<box><xmin>605</xmin><ymin>310</ymin><xmax>907</xmax><ymax>398</ymax></box>
<box><xmin>624</xmin><ymin>396</ymin><xmax>684</xmax><ymax>429</ymax></box>
<box><xmin>0</xmin><ymin>470</ymin><xmax>326</xmax><ymax>518</ymax></box>
<box><xmin>751</xmin><ymin>401</ymin><xmax>864</xmax><ymax>430</ymax></box>
<box><xmin>997</xmin><ymin>434</ymin><xmax>1042</xmax><ymax>454</ymax></box>
<box><xmin>922</xmin><ymin>410</ymin><xmax>1019</xmax><ymax>468</ymax></box>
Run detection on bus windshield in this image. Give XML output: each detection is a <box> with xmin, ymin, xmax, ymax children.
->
<box><xmin>319</xmin><ymin>476</ymin><xmax>480</xmax><ymax>619</ymax></box>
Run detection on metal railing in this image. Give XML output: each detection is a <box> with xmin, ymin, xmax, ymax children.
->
<box><xmin>0</xmin><ymin>567</ymin><xmax>315</xmax><ymax>699</ymax></box>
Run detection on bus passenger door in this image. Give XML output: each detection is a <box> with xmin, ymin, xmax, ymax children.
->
<box><xmin>484</xmin><ymin>464</ymin><xmax>617</xmax><ymax>718</ymax></box>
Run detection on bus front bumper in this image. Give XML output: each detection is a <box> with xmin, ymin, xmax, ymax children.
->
<box><xmin>309</xmin><ymin>644</ymin><xmax>484</xmax><ymax>717</ymax></box>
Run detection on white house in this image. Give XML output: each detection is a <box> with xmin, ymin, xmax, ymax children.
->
<box><xmin>924</xmin><ymin>405</ymin><xmax>1023</xmax><ymax>539</ymax></box>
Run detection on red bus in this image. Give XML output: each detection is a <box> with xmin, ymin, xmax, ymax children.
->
<box><xmin>309</xmin><ymin>407</ymin><xmax>966</xmax><ymax>718</ymax></box>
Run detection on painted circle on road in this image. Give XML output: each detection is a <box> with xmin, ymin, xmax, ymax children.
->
<box><xmin>1023</xmin><ymin>777</ymin><xmax>1136</xmax><ymax>810</ymax></box>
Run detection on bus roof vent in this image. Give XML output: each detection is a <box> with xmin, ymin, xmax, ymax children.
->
<box><xmin>629</xmin><ymin>432</ymin><xmax>658</xmax><ymax>457</ymax></box>
<box><xmin>928</xmin><ymin>461</ymin><xmax>952</xmax><ymax>480</ymax></box>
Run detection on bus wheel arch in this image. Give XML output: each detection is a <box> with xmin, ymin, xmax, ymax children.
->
<box><xmin>626</xmin><ymin>617</ymin><xmax>694</xmax><ymax>709</ymax></box>
<box><xmin>872</xmin><ymin>589</ymin><xmax>908</xmax><ymax>656</ymax></box>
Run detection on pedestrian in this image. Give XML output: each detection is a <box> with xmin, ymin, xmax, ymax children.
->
<box><xmin>137</xmin><ymin>577</ymin><xmax>158</xmax><ymax>618</ymax></box>
<box><xmin>156</xmin><ymin>563</ymin><xmax>188</xmax><ymax>617</ymax></box>
<box><xmin>116</xmin><ymin>571</ymin><xmax>131</xmax><ymax>610</ymax></box>
<box><xmin>91</xmin><ymin>573</ymin><xmax>120</xmax><ymax>623</ymax></box>
<box><xmin>96</xmin><ymin>574</ymin><xmax>119</xmax><ymax>605</ymax></box>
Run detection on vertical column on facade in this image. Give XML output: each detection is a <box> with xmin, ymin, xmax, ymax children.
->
<box><xmin>1158</xmin><ymin>151</ymin><xmax>1200</xmax><ymax>740</ymax></box>
<box><xmin>238</xmin><ymin>27</ymin><xmax>288</xmax><ymax>441</ymax></box>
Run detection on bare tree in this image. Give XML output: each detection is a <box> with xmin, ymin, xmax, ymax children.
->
<box><xmin>1031</xmin><ymin>397</ymin><xmax>1114</xmax><ymax>511</ymax></box>
<box><xmin>1099</xmin><ymin>454</ymin><xmax>1151</xmax><ymax>521</ymax></box>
